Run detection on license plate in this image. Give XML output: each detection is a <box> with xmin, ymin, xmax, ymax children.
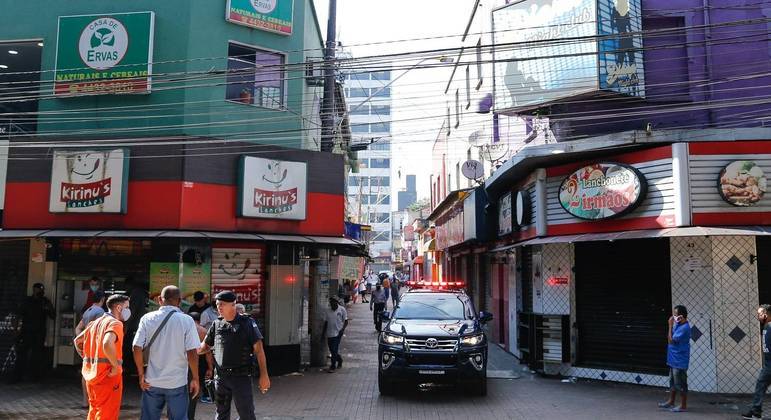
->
<box><xmin>419</xmin><ymin>370</ymin><xmax>445</xmax><ymax>375</ymax></box>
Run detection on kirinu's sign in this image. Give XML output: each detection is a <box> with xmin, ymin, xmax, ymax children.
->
<box><xmin>49</xmin><ymin>149</ymin><xmax>129</xmax><ymax>213</ymax></box>
<box><xmin>239</xmin><ymin>156</ymin><xmax>307</xmax><ymax>220</ymax></box>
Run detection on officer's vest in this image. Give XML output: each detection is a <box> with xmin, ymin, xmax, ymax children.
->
<box><xmin>212</xmin><ymin>315</ymin><xmax>255</xmax><ymax>375</ymax></box>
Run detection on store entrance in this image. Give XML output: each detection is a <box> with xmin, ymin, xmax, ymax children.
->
<box><xmin>575</xmin><ymin>239</ymin><xmax>671</xmax><ymax>375</ymax></box>
<box><xmin>757</xmin><ymin>237</ymin><xmax>771</xmax><ymax>306</ymax></box>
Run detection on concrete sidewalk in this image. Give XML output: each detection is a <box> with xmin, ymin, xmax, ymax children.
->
<box><xmin>0</xmin><ymin>296</ymin><xmax>755</xmax><ymax>419</ymax></box>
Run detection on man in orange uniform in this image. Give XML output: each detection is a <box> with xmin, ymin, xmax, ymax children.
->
<box><xmin>74</xmin><ymin>294</ymin><xmax>131</xmax><ymax>420</ymax></box>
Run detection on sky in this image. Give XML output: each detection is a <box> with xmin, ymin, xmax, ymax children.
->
<box><xmin>314</xmin><ymin>0</ymin><xmax>473</xmax><ymax>209</ymax></box>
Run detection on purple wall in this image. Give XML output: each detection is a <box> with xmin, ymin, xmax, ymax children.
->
<box><xmin>546</xmin><ymin>0</ymin><xmax>771</xmax><ymax>140</ymax></box>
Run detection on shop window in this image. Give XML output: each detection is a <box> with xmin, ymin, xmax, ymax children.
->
<box><xmin>226</xmin><ymin>43</ymin><xmax>285</xmax><ymax>109</ymax></box>
<box><xmin>0</xmin><ymin>41</ymin><xmax>43</xmax><ymax>134</ymax></box>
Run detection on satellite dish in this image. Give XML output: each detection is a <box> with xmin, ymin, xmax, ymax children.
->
<box><xmin>484</xmin><ymin>142</ymin><xmax>509</xmax><ymax>162</ymax></box>
<box><xmin>461</xmin><ymin>160</ymin><xmax>485</xmax><ymax>180</ymax></box>
<box><xmin>468</xmin><ymin>129</ymin><xmax>485</xmax><ymax>146</ymax></box>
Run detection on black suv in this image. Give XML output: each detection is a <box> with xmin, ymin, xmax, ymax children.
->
<box><xmin>377</xmin><ymin>288</ymin><xmax>493</xmax><ymax>396</ymax></box>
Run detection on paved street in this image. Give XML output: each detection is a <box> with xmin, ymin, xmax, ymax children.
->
<box><xmin>0</xmin><ymin>299</ymin><xmax>755</xmax><ymax>419</ymax></box>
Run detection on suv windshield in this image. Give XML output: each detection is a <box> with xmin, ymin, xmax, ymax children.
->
<box><xmin>394</xmin><ymin>295</ymin><xmax>469</xmax><ymax>320</ymax></box>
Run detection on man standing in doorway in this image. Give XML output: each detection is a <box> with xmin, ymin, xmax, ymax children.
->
<box><xmin>74</xmin><ymin>294</ymin><xmax>131</xmax><ymax>420</ymax></box>
<box><xmin>323</xmin><ymin>297</ymin><xmax>348</xmax><ymax>373</ymax></box>
<box><xmin>199</xmin><ymin>291</ymin><xmax>270</xmax><ymax>420</ymax></box>
<box><xmin>743</xmin><ymin>304</ymin><xmax>771</xmax><ymax>419</ymax></box>
<box><xmin>658</xmin><ymin>305</ymin><xmax>690</xmax><ymax>413</ymax></box>
<box><xmin>132</xmin><ymin>285</ymin><xmax>201</xmax><ymax>420</ymax></box>
<box><xmin>370</xmin><ymin>284</ymin><xmax>388</xmax><ymax>332</ymax></box>
<box><xmin>11</xmin><ymin>282</ymin><xmax>54</xmax><ymax>383</ymax></box>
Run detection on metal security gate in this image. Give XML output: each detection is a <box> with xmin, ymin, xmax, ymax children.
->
<box><xmin>575</xmin><ymin>239</ymin><xmax>671</xmax><ymax>375</ymax></box>
<box><xmin>757</xmin><ymin>237</ymin><xmax>771</xmax><ymax>306</ymax></box>
<box><xmin>0</xmin><ymin>241</ymin><xmax>30</xmax><ymax>377</ymax></box>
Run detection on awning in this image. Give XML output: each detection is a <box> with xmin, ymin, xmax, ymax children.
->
<box><xmin>488</xmin><ymin>226</ymin><xmax>771</xmax><ymax>252</ymax></box>
<box><xmin>0</xmin><ymin>229</ymin><xmax>363</xmax><ymax>246</ymax></box>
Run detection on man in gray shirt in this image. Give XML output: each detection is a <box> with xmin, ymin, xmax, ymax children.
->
<box><xmin>132</xmin><ymin>286</ymin><xmax>201</xmax><ymax>420</ymax></box>
<box><xmin>370</xmin><ymin>284</ymin><xmax>388</xmax><ymax>332</ymax></box>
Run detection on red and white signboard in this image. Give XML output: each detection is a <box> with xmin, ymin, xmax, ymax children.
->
<box><xmin>239</xmin><ymin>156</ymin><xmax>307</xmax><ymax>220</ymax></box>
<box><xmin>49</xmin><ymin>149</ymin><xmax>129</xmax><ymax>213</ymax></box>
<box><xmin>211</xmin><ymin>244</ymin><xmax>266</xmax><ymax>317</ymax></box>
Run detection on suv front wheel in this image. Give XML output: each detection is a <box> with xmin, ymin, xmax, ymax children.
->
<box><xmin>465</xmin><ymin>376</ymin><xmax>487</xmax><ymax>396</ymax></box>
<box><xmin>378</xmin><ymin>371</ymin><xmax>395</xmax><ymax>396</ymax></box>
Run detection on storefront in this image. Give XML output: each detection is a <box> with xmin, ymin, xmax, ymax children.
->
<box><xmin>484</xmin><ymin>133</ymin><xmax>771</xmax><ymax>393</ymax></box>
<box><xmin>0</xmin><ymin>141</ymin><xmax>362</xmax><ymax>375</ymax></box>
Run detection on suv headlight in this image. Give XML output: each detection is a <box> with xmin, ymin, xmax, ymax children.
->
<box><xmin>460</xmin><ymin>334</ymin><xmax>484</xmax><ymax>346</ymax></box>
<box><xmin>382</xmin><ymin>332</ymin><xmax>404</xmax><ymax>345</ymax></box>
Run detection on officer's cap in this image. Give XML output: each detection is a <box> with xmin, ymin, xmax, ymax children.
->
<box><xmin>214</xmin><ymin>290</ymin><xmax>237</xmax><ymax>302</ymax></box>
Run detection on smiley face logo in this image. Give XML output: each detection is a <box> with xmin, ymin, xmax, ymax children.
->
<box><xmin>69</xmin><ymin>153</ymin><xmax>104</xmax><ymax>181</ymax></box>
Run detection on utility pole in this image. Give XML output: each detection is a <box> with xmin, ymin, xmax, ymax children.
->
<box><xmin>320</xmin><ymin>0</ymin><xmax>337</xmax><ymax>152</ymax></box>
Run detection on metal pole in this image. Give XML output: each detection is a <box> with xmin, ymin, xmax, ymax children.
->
<box><xmin>320</xmin><ymin>0</ymin><xmax>337</xmax><ymax>152</ymax></box>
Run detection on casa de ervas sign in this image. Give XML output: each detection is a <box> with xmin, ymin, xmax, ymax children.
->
<box><xmin>239</xmin><ymin>156</ymin><xmax>307</xmax><ymax>220</ymax></box>
<box><xmin>227</xmin><ymin>0</ymin><xmax>294</xmax><ymax>35</ymax></box>
<box><xmin>49</xmin><ymin>149</ymin><xmax>129</xmax><ymax>213</ymax></box>
<box><xmin>54</xmin><ymin>12</ymin><xmax>155</xmax><ymax>95</ymax></box>
<box><xmin>558</xmin><ymin>163</ymin><xmax>647</xmax><ymax>220</ymax></box>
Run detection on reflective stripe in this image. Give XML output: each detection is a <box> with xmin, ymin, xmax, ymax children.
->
<box><xmin>83</xmin><ymin>358</ymin><xmax>123</xmax><ymax>365</ymax></box>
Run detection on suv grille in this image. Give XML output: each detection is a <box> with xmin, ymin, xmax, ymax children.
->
<box><xmin>406</xmin><ymin>337</ymin><xmax>457</xmax><ymax>352</ymax></box>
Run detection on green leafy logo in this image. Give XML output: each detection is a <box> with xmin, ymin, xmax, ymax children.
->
<box><xmin>90</xmin><ymin>28</ymin><xmax>115</xmax><ymax>48</ymax></box>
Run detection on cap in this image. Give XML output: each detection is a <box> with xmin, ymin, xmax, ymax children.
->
<box><xmin>214</xmin><ymin>290</ymin><xmax>237</xmax><ymax>303</ymax></box>
<box><xmin>193</xmin><ymin>291</ymin><xmax>205</xmax><ymax>301</ymax></box>
<box><xmin>32</xmin><ymin>282</ymin><xmax>45</xmax><ymax>289</ymax></box>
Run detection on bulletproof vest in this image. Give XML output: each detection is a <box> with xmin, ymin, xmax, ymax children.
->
<box><xmin>212</xmin><ymin>315</ymin><xmax>255</xmax><ymax>373</ymax></box>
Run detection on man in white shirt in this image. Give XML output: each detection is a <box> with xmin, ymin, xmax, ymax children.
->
<box><xmin>323</xmin><ymin>297</ymin><xmax>348</xmax><ymax>373</ymax></box>
<box><xmin>132</xmin><ymin>286</ymin><xmax>201</xmax><ymax>420</ymax></box>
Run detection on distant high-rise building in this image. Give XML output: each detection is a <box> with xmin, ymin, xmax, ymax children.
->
<box><xmin>398</xmin><ymin>174</ymin><xmax>417</xmax><ymax>211</ymax></box>
<box><xmin>340</xmin><ymin>48</ymin><xmax>392</xmax><ymax>268</ymax></box>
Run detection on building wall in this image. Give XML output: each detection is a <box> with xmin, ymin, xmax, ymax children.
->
<box><xmin>0</xmin><ymin>0</ymin><xmax>321</xmax><ymax>148</ymax></box>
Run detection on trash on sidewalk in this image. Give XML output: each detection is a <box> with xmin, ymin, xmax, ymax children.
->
<box><xmin>561</xmin><ymin>377</ymin><xmax>577</xmax><ymax>383</ymax></box>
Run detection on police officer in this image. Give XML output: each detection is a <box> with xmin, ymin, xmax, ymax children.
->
<box><xmin>199</xmin><ymin>291</ymin><xmax>270</xmax><ymax>420</ymax></box>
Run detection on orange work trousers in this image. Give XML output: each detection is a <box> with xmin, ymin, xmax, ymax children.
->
<box><xmin>86</xmin><ymin>374</ymin><xmax>123</xmax><ymax>420</ymax></box>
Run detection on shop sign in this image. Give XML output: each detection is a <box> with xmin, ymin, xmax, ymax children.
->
<box><xmin>239</xmin><ymin>156</ymin><xmax>307</xmax><ymax>220</ymax></box>
<box><xmin>226</xmin><ymin>0</ymin><xmax>294</xmax><ymax>35</ymax></box>
<box><xmin>597</xmin><ymin>0</ymin><xmax>645</xmax><ymax>96</ymax></box>
<box><xmin>498</xmin><ymin>192</ymin><xmax>512</xmax><ymax>236</ymax></box>
<box><xmin>436</xmin><ymin>209</ymin><xmax>464</xmax><ymax>250</ymax></box>
<box><xmin>149</xmin><ymin>262</ymin><xmax>180</xmax><ymax>298</ymax></box>
<box><xmin>54</xmin><ymin>12</ymin><xmax>155</xmax><ymax>95</ymax></box>
<box><xmin>515</xmin><ymin>190</ymin><xmax>531</xmax><ymax>227</ymax></box>
<box><xmin>212</xmin><ymin>245</ymin><xmax>265</xmax><ymax>316</ymax></box>
<box><xmin>180</xmin><ymin>263</ymin><xmax>212</xmax><ymax>309</ymax></box>
<box><xmin>49</xmin><ymin>149</ymin><xmax>129</xmax><ymax>213</ymax></box>
<box><xmin>718</xmin><ymin>161</ymin><xmax>767</xmax><ymax>207</ymax></box>
<box><xmin>559</xmin><ymin>163</ymin><xmax>647</xmax><ymax>220</ymax></box>
<box><xmin>333</xmin><ymin>256</ymin><xmax>365</xmax><ymax>282</ymax></box>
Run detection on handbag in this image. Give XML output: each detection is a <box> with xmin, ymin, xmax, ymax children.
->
<box><xmin>142</xmin><ymin>310</ymin><xmax>175</xmax><ymax>366</ymax></box>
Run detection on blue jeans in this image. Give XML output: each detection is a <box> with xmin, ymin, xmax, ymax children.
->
<box><xmin>327</xmin><ymin>334</ymin><xmax>343</xmax><ymax>369</ymax></box>
<box><xmin>141</xmin><ymin>385</ymin><xmax>189</xmax><ymax>420</ymax></box>
<box><xmin>752</xmin><ymin>364</ymin><xmax>771</xmax><ymax>413</ymax></box>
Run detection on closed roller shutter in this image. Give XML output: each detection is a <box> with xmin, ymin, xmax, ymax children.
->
<box><xmin>757</xmin><ymin>237</ymin><xmax>771</xmax><ymax>306</ymax></box>
<box><xmin>0</xmin><ymin>241</ymin><xmax>30</xmax><ymax>376</ymax></box>
<box><xmin>575</xmin><ymin>239</ymin><xmax>671</xmax><ymax>375</ymax></box>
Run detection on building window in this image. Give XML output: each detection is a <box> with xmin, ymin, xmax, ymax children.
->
<box><xmin>370</xmin><ymin>122</ymin><xmax>390</xmax><ymax>133</ymax></box>
<box><xmin>226</xmin><ymin>43</ymin><xmax>285</xmax><ymax>109</ymax></box>
<box><xmin>350</xmin><ymin>88</ymin><xmax>369</xmax><ymax>97</ymax></box>
<box><xmin>373</xmin><ymin>87</ymin><xmax>390</xmax><ymax>97</ymax></box>
<box><xmin>371</xmin><ymin>158</ymin><xmax>390</xmax><ymax>168</ymax></box>
<box><xmin>349</xmin><ymin>72</ymin><xmax>369</xmax><ymax>81</ymax></box>
<box><xmin>370</xmin><ymin>195</ymin><xmax>391</xmax><ymax>205</ymax></box>
<box><xmin>370</xmin><ymin>213</ymin><xmax>390</xmax><ymax>223</ymax></box>
<box><xmin>370</xmin><ymin>142</ymin><xmax>391</xmax><ymax>151</ymax></box>
<box><xmin>371</xmin><ymin>231</ymin><xmax>390</xmax><ymax>242</ymax></box>
<box><xmin>370</xmin><ymin>176</ymin><xmax>390</xmax><ymax>187</ymax></box>
<box><xmin>349</xmin><ymin>105</ymin><xmax>369</xmax><ymax>116</ymax></box>
<box><xmin>371</xmin><ymin>105</ymin><xmax>390</xmax><ymax>116</ymax></box>
<box><xmin>465</xmin><ymin>65</ymin><xmax>471</xmax><ymax>109</ymax></box>
<box><xmin>371</xmin><ymin>70</ymin><xmax>391</xmax><ymax>80</ymax></box>
<box><xmin>475</xmin><ymin>38</ymin><xmax>483</xmax><ymax>90</ymax></box>
<box><xmin>351</xmin><ymin>123</ymin><xmax>369</xmax><ymax>133</ymax></box>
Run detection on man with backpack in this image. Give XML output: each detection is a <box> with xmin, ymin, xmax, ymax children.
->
<box><xmin>132</xmin><ymin>286</ymin><xmax>201</xmax><ymax>420</ymax></box>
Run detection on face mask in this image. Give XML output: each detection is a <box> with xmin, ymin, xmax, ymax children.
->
<box><xmin>121</xmin><ymin>307</ymin><xmax>131</xmax><ymax>322</ymax></box>
<box><xmin>90</xmin><ymin>285</ymin><xmax>99</xmax><ymax>292</ymax></box>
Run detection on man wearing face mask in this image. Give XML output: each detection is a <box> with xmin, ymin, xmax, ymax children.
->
<box><xmin>742</xmin><ymin>304</ymin><xmax>771</xmax><ymax>419</ymax></box>
<box><xmin>323</xmin><ymin>297</ymin><xmax>348</xmax><ymax>373</ymax></box>
<box><xmin>11</xmin><ymin>282</ymin><xmax>54</xmax><ymax>383</ymax></box>
<box><xmin>74</xmin><ymin>294</ymin><xmax>131</xmax><ymax>420</ymax></box>
<box><xmin>82</xmin><ymin>277</ymin><xmax>104</xmax><ymax>313</ymax></box>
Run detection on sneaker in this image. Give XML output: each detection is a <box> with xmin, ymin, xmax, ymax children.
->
<box><xmin>327</xmin><ymin>368</ymin><xmax>337</xmax><ymax>373</ymax></box>
<box><xmin>657</xmin><ymin>402</ymin><xmax>674</xmax><ymax>409</ymax></box>
<box><xmin>670</xmin><ymin>406</ymin><xmax>687</xmax><ymax>413</ymax></box>
<box><xmin>741</xmin><ymin>410</ymin><xmax>762</xmax><ymax>419</ymax></box>
<box><xmin>200</xmin><ymin>395</ymin><xmax>213</xmax><ymax>404</ymax></box>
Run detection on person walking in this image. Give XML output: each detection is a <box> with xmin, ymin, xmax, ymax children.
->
<box><xmin>82</xmin><ymin>277</ymin><xmax>104</xmax><ymax>313</ymax></box>
<box><xmin>658</xmin><ymin>305</ymin><xmax>691</xmax><ymax>413</ymax></box>
<box><xmin>381</xmin><ymin>275</ymin><xmax>391</xmax><ymax>305</ymax></box>
<box><xmin>390</xmin><ymin>278</ymin><xmax>399</xmax><ymax>308</ymax></box>
<box><xmin>132</xmin><ymin>286</ymin><xmax>201</xmax><ymax>420</ymax></box>
<box><xmin>74</xmin><ymin>294</ymin><xmax>131</xmax><ymax>420</ymax></box>
<box><xmin>358</xmin><ymin>278</ymin><xmax>368</xmax><ymax>303</ymax></box>
<box><xmin>199</xmin><ymin>291</ymin><xmax>271</xmax><ymax>420</ymax></box>
<box><xmin>323</xmin><ymin>297</ymin><xmax>348</xmax><ymax>373</ymax></box>
<box><xmin>742</xmin><ymin>304</ymin><xmax>771</xmax><ymax>419</ymax></box>
<box><xmin>370</xmin><ymin>284</ymin><xmax>388</xmax><ymax>332</ymax></box>
<box><xmin>76</xmin><ymin>290</ymin><xmax>106</xmax><ymax>408</ymax></box>
<box><xmin>11</xmin><ymin>282</ymin><xmax>55</xmax><ymax>383</ymax></box>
